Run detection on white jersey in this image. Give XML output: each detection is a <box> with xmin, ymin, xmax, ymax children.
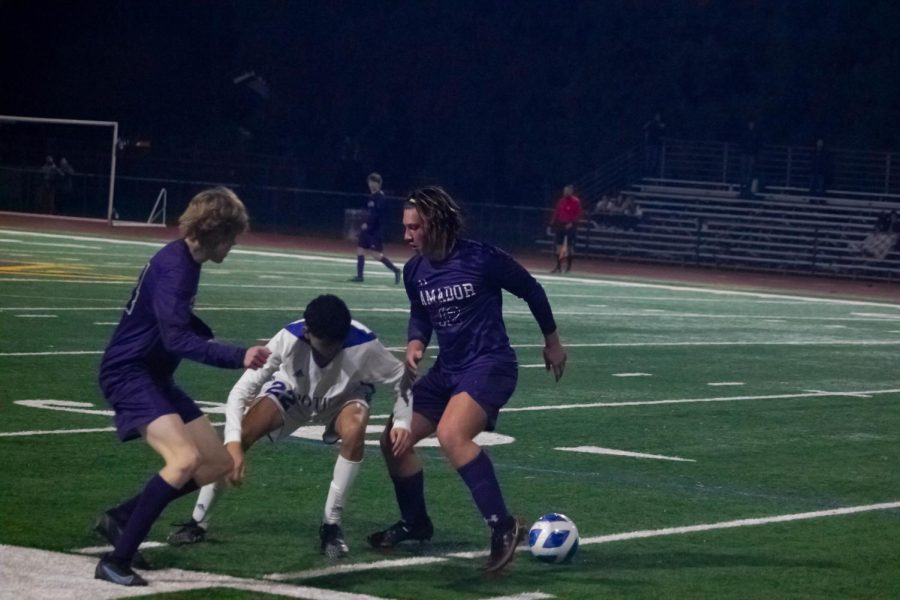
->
<box><xmin>224</xmin><ymin>319</ymin><xmax>411</xmax><ymax>444</ymax></box>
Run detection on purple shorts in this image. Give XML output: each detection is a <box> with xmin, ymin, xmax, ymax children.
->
<box><xmin>412</xmin><ymin>360</ymin><xmax>518</xmax><ymax>431</ymax></box>
<box><xmin>358</xmin><ymin>230</ymin><xmax>384</xmax><ymax>252</ymax></box>
<box><xmin>101</xmin><ymin>370</ymin><xmax>204</xmax><ymax>442</ymax></box>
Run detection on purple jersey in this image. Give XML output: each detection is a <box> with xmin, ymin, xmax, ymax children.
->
<box><xmin>364</xmin><ymin>190</ymin><xmax>386</xmax><ymax>236</ymax></box>
<box><xmin>99</xmin><ymin>239</ymin><xmax>245</xmax><ymax>388</ymax></box>
<box><xmin>403</xmin><ymin>239</ymin><xmax>556</xmax><ymax>371</ymax></box>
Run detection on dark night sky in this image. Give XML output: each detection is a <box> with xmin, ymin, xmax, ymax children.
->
<box><xmin>2</xmin><ymin>0</ymin><xmax>900</xmax><ymax>202</ymax></box>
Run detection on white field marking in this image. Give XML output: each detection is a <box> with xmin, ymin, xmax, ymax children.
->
<box><xmin>289</xmin><ymin>424</ymin><xmax>514</xmax><ymax>448</ymax></box>
<box><xmin>264</xmin><ymin>557</ymin><xmax>450</xmax><ymax>582</ymax></box>
<box><xmin>613</xmin><ymin>372</ymin><xmax>652</xmax><ymax>377</ymax></box>
<box><xmin>852</xmin><ymin>312</ymin><xmax>900</xmax><ymax>319</ymax></box>
<box><xmin>258</xmin><ymin>274</ymin><xmax>285</xmax><ymax>279</ymax></box>
<box><xmin>0</xmin><ymin>427</ymin><xmax>116</xmax><ymax>437</ymax></box>
<box><xmin>14</xmin><ymin>400</ymin><xmax>113</xmax><ymax>416</ymax></box>
<box><xmin>520</xmin><ymin>363</ymin><xmax>547</xmax><ymax>368</ymax></box>
<box><xmin>890</xmin><ymin>330</ymin><xmax>900</xmax><ymax>333</ymax></box>
<box><xmin>0</xmin><ymin>544</ymin><xmax>397</xmax><ymax>600</ymax></box>
<box><xmin>500</xmin><ymin>387</ymin><xmax>900</xmax><ymax>413</ymax></box>
<box><xmin>823</xmin><ymin>325</ymin><xmax>847</xmax><ymax>329</ymax></box>
<box><xmin>445</xmin><ymin>500</ymin><xmax>900</xmax><ymax>560</ymax></box>
<box><xmin>556</xmin><ymin>446</ymin><xmax>695</xmax><ymax>462</ymax></box>
<box><xmin>0</xmin><ymin>350</ymin><xmax>103</xmax><ymax>356</ymax></box>
<box><xmin>3</xmin><ymin>229</ymin><xmax>900</xmax><ymax>309</ymax></box>
<box><xmin>479</xmin><ymin>594</ymin><xmax>554</xmax><ymax>600</ymax></box>
<box><xmin>0</xmin><ymin>238</ymin><xmax>103</xmax><ymax>250</ymax></box>
<box><xmin>93</xmin><ymin>321</ymin><xmax>119</xmax><ymax>325</ymax></box>
<box><xmin>803</xmin><ymin>389</ymin><xmax>872</xmax><ymax>398</ymax></box>
<box><xmin>6</xmin><ymin>252</ymin><xmax>34</xmax><ymax>257</ymax></box>
<box><xmin>707</xmin><ymin>382</ymin><xmax>745</xmax><ymax>387</ymax></box>
<box><xmin>510</xmin><ymin>340</ymin><xmax>900</xmax><ymax>349</ymax></box>
<box><xmin>74</xmin><ymin>541</ymin><xmax>167</xmax><ymax>555</ymax></box>
<box><xmin>505</xmin><ymin>310</ymin><xmax>899</xmax><ymax>322</ymax></box>
<box><xmin>14</xmin><ymin>314</ymin><xmax>57</xmax><ymax>318</ymax></box>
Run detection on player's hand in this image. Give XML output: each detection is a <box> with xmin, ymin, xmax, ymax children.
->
<box><xmin>543</xmin><ymin>331</ymin><xmax>567</xmax><ymax>382</ymax></box>
<box><xmin>225</xmin><ymin>442</ymin><xmax>245</xmax><ymax>486</ymax></box>
<box><xmin>244</xmin><ymin>345</ymin><xmax>271</xmax><ymax>369</ymax></box>
<box><xmin>405</xmin><ymin>340</ymin><xmax>425</xmax><ymax>378</ymax></box>
<box><xmin>390</xmin><ymin>427</ymin><xmax>413</xmax><ymax>457</ymax></box>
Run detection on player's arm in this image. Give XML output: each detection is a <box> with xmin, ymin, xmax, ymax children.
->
<box><xmin>405</xmin><ymin>271</ymin><xmax>432</xmax><ymax>377</ymax></box>
<box><xmin>362</xmin><ymin>339</ymin><xmax>415</xmax><ymax>456</ymax></box>
<box><xmin>153</xmin><ymin>264</ymin><xmax>265</xmax><ymax>368</ymax></box>
<box><xmin>223</xmin><ymin>332</ymin><xmax>285</xmax><ymax>482</ymax></box>
<box><xmin>491</xmin><ymin>250</ymin><xmax>567</xmax><ymax>381</ymax></box>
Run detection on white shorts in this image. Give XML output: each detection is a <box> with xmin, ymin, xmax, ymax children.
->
<box><xmin>260</xmin><ymin>379</ymin><xmax>374</xmax><ymax>444</ymax></box>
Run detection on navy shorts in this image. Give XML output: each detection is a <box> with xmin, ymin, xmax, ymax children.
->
<box><xmin>412</xmin><ymin>360</ymin><xmax>518</xmax><ymax>431</ymax></box>
<box><xmin>554</xmin><ymin>226</ymin><xmax>577</xmax><ymax>247</ymax></box>
<box><xmin>358</xmin><ymin>230</ymin><xmax>384</xmax><ymax>252</ymax></box>
<box><xmin>101</xmin><ymin>370</ymin><xmax>204</xmax><ymax>442</ymax></box>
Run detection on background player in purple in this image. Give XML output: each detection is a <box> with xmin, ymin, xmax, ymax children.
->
<box><xmin>369</xmin><ymin>186</ymin><xmax>567</xmax><ymax>572</ymax></box>
<box><xmin>350</xmin><ymin>172</ymin><xmax>402</xmax><ymax>284</ymax></box>
<box><xmin>93</xmin><ymin>187</ymin><xmax>271</xmax><ymax>586</ymax></box>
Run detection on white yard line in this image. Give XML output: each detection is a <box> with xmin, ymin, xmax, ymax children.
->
<box><xmin>0</xmin><ymin>544</ymin><xmax>395</xmax><ymax>600</ymax></box>
<box><xmin>265</xmin><ymin>557</ymin><xmax>449</xmax><ymax>582</ymax></box>
<box><xmin>556</xmin><ymin>446</ymin><xmax>695</xmax><ymax>462</ymax></box>
<box><xmin>14</xmin><ymin>314</ymin><xmax>58</xmax><ymax>318</ymax></box>
<box><xmin>612</xmin><ymin>372</ymin><xmax>652</xmax><ymax>377</ymax></box>
<box><xmin>0</xmin><ymin>426</ymin><xmax>117</xmax><ymax>437</ymax></box>
<box><xmin>707</xmin><ymin>382</ymin><xmax>745</xmax><ymax>386</ymax></box>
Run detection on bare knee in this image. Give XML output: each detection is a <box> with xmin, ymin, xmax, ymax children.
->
<box><xmin>340</xmin><ymin>422</ymin><xmax>366</xmax><ymax>461</ymax></box>
<box><xmin>167</xmin><ymin>446</ymin><xmax>203</xmax><ymax>482</ymax></box>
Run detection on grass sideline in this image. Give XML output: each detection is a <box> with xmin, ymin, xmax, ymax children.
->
<box><xmin>1</xmin><ymin>225</ymin><xmax>898</xmax><ymax>599</ymax></box>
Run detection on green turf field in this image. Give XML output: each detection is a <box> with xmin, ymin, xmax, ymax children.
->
<box><xmin>1</xmin><ymin>226</ymin><xmax>898</xmax><ymax>599</ymax></box>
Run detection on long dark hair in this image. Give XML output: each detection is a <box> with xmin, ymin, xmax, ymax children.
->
<box><xmin>405</xmin><ymin>186</ymin><xmax>463</xmax><ymax>260</ymax></box>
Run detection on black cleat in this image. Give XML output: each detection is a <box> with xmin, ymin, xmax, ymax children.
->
<box><xmin>94</xmin><ymin>510</ymin><xmax>151</xmax><ymax>570</ymax></box>
<box><xmin>349</xmin><ymin>276</ymin><xmax>364</xmax><ymax>283</ymax></box>
<box><xmin>367</xmin><ymin>518</ymin><xmax>434</xmax><ymax>549</ymax></box>
<box><xmin>319</xmin><ymin>522</ymin><xmax>349</xmax><ymax>559</ymax></box>
<box><xmin>95</xmin><ymin>554</ymin><xmax>147</xmax><ymax>586</ymax></box>
<box><xmin>484</xmin><ymin>515</ymin><xmax>526</xmax><ymax>573</ymax></box>
<box><xmin>167</xmin><ymin>519</ymin><xmax>206</xmax><ymax>546</ymax></box>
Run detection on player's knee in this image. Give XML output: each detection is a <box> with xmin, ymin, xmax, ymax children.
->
<box><xmin>436</xmin><ymin>423</ymin><xmax>466</xmax><ymax>454</ymax></box>
<box><xmin>169</xmin><ymin>447</ymin><xmax>203</xmax><ymax>480</ymax></box>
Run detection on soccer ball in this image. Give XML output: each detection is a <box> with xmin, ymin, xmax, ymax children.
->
<box><xmin>528</xmin><ymin>513</ymin><xmax>579</xmax><ymax>563</ymax></box>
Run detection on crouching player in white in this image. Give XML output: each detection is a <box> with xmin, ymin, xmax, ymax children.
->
<box><xmin>167</xmin><ymin>294</ymin><xmax>412</xmax><ymax>558</ymax></box>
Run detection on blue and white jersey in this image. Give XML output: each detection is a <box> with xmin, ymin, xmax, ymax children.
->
<box><xmin>403</xmin><ymin>238</ymin><xmax>556</xmax><ymax>372</ymax></box>
<box><xmin>224</xmin><ymin>319</ymin><xmax>410</xmax><ymax>444</ymax></box>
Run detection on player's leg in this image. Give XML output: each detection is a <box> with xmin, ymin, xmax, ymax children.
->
<box><xmin>320</xmin><ymin>401</ymin><xmax>369</xmax><ymax>558</ymax></box>
<box><xmin>97</xmin><ymin>414</ymin><xmax>208</xmax><ymax>584</ymax></box>
<box><xmin>352</xmin><ymin>245</ymin><xmax>366</xmax><ymax>281</ymax></box>
<box><xmin>172</xmin><ymin>396</ymin><xmax>285</xmax><ymax>544</ymax></box>
<box><xmin>368</xmin><ymin>411</ymin><xmax>437</xmax><ymax>548</ymax></box>
<box><xmin>441</xmin><ymin>367</ymin><xmax>523</xmax><ymax>572</ymax></box>
<box><xmin>368</xmin><ymin>247</ymin><xmax>401</xmax><ymax>283</ymax></box>
<box><xmin>565</xmin><ymin>231</ymin><xmax>575</xmax><ymax>273</ymax></box>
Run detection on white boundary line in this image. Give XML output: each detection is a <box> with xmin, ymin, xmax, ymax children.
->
<box><xmin>3</xmin><ymin>228</ymin><xmax>900</xmax><ymax>309</ymax></box>
<box><xmin>556</xmin><ymin>446</ymin><xmax>695</xmax><ymax>462</ymax></box>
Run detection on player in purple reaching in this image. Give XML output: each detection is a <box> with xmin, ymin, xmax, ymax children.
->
<box><xmin>368</xmin><ymin>186</ymin><xmax>567</xmax><ymax>573</ymax></box>
<box><xmin>93</xmin><ymin>187</ymin><xmax>271</xmax><ymax>587</ymax></box>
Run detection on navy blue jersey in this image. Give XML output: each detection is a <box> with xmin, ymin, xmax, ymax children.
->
<box><xmin>364</xmin><ymin>191</ymin><xmax>386</xmax><ymax>235</ymax></box>
<box><xmin>99</xmin><ymin>239</ymin><xmax>245</xmax><ymax>385</ymax></box>
<box><xmin>403</xmin><ymin>239</ymin><xmax>556</xmax><ymax>371</ymax></box>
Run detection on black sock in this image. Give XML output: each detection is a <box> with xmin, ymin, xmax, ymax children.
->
<box><xmin>380</xmin><ymin>256</ymin><xmax>399</xmax><ymax>274</ymax></box>
<box><xmin>356</xmin><ymin>255</ymin><xmax>364</xmax><ymax>278</ymax></box>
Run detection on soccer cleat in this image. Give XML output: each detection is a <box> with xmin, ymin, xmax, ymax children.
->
<box><xmin>93</xmin><ymin>510</ymin><xmax>151</xmax><ymax>570</ymax></box>
<box><xmin>484</xmin><ymin>515</ymin><xmax>526</xmax><ymax>573</ymax></box>
<box><xmin>349</xmin><ymin>276</ymin><xmax>364</xmax><ymax>282</ymax></box>
<box><xmin>319</xmin><ymin>522</ymin><xmax>349</xmax><ymax>559</ymax></box>
<box><xmin>167</xmin><ymin>519</ymin><xmax>206</xmax><ymax>546</ymax></box>
<box><xmin>94</xmin><ymin>554</ymin><xmax>147</xmax><ymax>586</ymax></box>
<box><xmin>367</xmin><ymin>518</ymin><xmax>434</xmax><ymax>549</ymax></box>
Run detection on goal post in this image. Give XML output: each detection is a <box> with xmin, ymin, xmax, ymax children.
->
<box><xmin>0</xmin><ymin>114</ymin><xmax>118</xmax><ymax>224</ymax></box>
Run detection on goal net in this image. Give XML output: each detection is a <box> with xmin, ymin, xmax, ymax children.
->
<box><xmin>0</xmin><ymin>115</ymin><xmax>118</xmax><ymax>223</ymax></box>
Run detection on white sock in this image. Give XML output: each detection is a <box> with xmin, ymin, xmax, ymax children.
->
<box><xmin>323</xmin><ymin>455</ymin><xmax>362</xmax><ymax>525</ymax></box>
<box><xmin>191</xmin><ymin>480</ymin><xmax>223</xmax><ymax>530</ymax></box>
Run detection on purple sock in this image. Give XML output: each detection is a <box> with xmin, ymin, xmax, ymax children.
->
<box><xmin>111</xmin><ymin>475</ymin><xmax>195</xmax><ymax>564</ymax></box>
<box><xmin>111</xmin><ymin>480</ymin><xmax>198</xmax><ymax>524</ymax></box>
<box><xmin>457</xmin><ymin>450</ymin><xmax>509</xmax><ymax>527</ymax></box>
<box><xmin>391</xmin><ymin>471</ymin><xmax>428</xmax><ymax>527</ymax></box>
<box><xmin>356</xmin><ymin>255</ymin><xmax>364</xmax><ymax>278</ymax></box>
<box><xmin>379</xmin><ymin>256</ymin><xmax>399</xmax><ymax>274</ymax></box>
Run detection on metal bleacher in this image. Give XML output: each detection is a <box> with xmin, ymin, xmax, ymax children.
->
<box><xmin>544</xmin><ymin>139</ymin><xmax>900</xmax><ymax>281</ymax></box>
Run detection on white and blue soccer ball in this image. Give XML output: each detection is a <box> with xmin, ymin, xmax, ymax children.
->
<box><xmin>528</xmin><ymin>513</ymin><xmax>579</xmax><ymax>563</ymax></box>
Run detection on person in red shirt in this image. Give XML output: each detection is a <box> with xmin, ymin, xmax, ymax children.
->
<box><xmin>548</xmin><ymin>184</ymin><xmax>583</xmax><ymax>273</ymax></box>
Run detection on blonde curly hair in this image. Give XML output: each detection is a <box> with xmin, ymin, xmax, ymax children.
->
<box><xmin>178</xmin><ymin>187</ymin><xmax>249</xmax><ymax>248</ymax></box>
